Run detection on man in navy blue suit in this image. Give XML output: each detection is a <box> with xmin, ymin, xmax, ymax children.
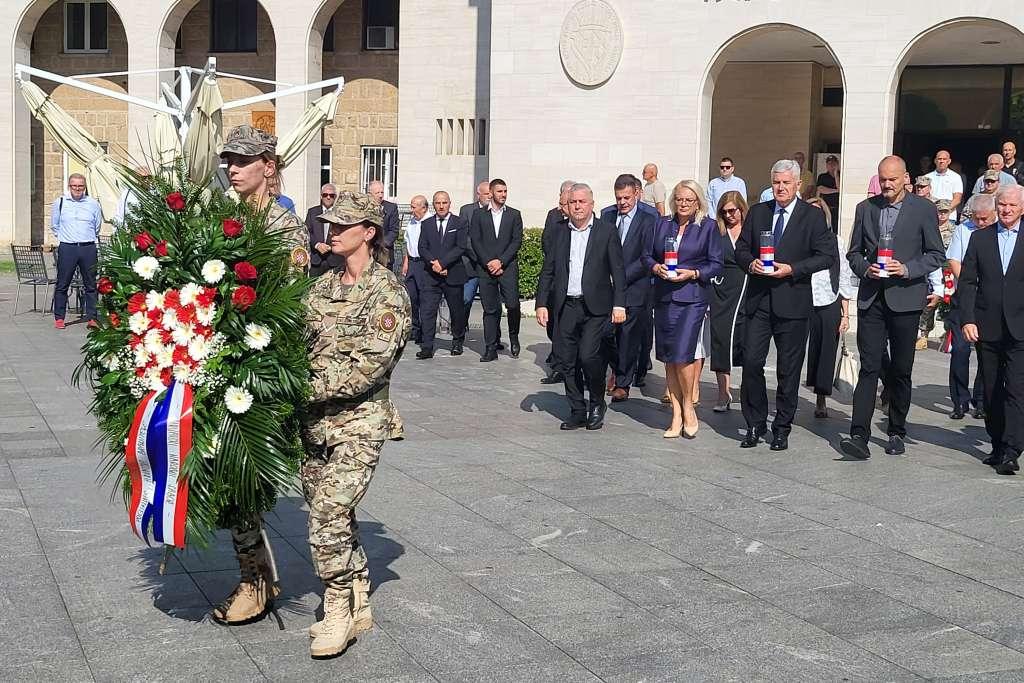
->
<box><xmin>600</xmin><ymin>174</ymin><xmax>658</xmax><ymax>401</ymax></box>
<box><xmin>417</xmin><ymin>191</ymin><xmax>469</xmax><ymax>359</ymax></box>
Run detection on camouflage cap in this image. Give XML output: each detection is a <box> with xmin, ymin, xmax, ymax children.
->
<box><xmin>914</xmin><ymin>175</ymin><xmax>931</xmax><ymax>187</ymax></box>
<box><xmin>935</xmin><ymin>199</ymin><xmax>952</xmax><ymax>211</ymax></box>
<box><xmin>317</xmin><ymin>192</ymin><xmax>384</xmax><ymax>228</ymax></box>
<box><xmin>984</xmin><ymin>169</ymin><xmax>1001</xmax><ymax>181</ymax></box>
<box><xmin>220</xmin><ymin>125</ymin><xmax>277</xmax><ymax>157</ymax></box>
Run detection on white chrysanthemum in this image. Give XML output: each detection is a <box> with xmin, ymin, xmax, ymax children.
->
<box><xmin>188</xmin><ymin>335</ymin><xmax>210</xmax><ymax>361</ymax></box>
<box><xmin>146</xmin><ymin>290</ymin><xmax>165</xmax><ymax>310</ymax></box>
<box><xmin>224</xmin><ymin>386</ymin><xmax>253</xmax><ymax>414</ymax></box>
<box><xmin>133</xmin><ymin>346</ymin><xmax>150</xmax><ymax>367</ymax></box>
<box><xmin>146</xmin><ymin>367</ymin><xmax>165</xmax><ymax>392</ymax></box>
<box><xmin>173</xmin><ymin>363</ymin><xmax>192</xmax><ymax>382</ymax></box>
<box><xmin>243</xmin><ymin>323</ymin><xmax>272</xmax><ymax>350</ymax></box>
<box><xmin>101</xmin><ymin>353</ymin><xmax>119</xmax><ymax>371</ymax></box>
<box><xmin>161</xmin><ymin>308</ymin><xmax>180</xmax><ymax>331</ymax></box>
<box><xmin>133</xmin><ymin>256</ymin><xmax>160</xmax><ymax>280</ymax></box>
<box><xmin>129</xmin><ymin>312</ymin><xmax>149</xmax><ymax>335</ymax></box>
<box><xmin>144</xmin><ymin>329</ymin><xmax>164</xmax><ymax>355</ymax></box>
<box><xmin>195</xmin><ymin>304</ymin><xmax>216</xmax><ymax>326</ymax></box>
<box><xmin>201</xmin><ymin>259</ymin><xmax>226</xmax><ymax>284</ymax></box>
<box><xmin>154</xmin><ymin>346</ymin><xmax>174</xmax><ymax>369</ymax></box>
<box><xmin>179</xmin><ymin>282</ymin><xmax>202</xmax><ymax>306</ymax></box>
<box><xmin>171</xmin><ymin>324</ymin><xmax>194</xmax><ymax>347</ymax></box>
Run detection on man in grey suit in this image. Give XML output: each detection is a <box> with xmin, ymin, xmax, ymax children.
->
<box><xmin>842</xmin><ymin>155</ymin><xmax>946</xmax><ymax>459</ymax></box>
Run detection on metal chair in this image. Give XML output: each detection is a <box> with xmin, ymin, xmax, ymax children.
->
<box><xmin>11</xmin><ymin>245</ymin><xmax>57</xmax><ymax>314</ymax></box>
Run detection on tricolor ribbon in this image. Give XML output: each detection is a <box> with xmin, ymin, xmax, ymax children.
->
<box><xmin>125</xmin><ymin>381</ymin><xmax>194</xmax><ymax>548</ymax></box>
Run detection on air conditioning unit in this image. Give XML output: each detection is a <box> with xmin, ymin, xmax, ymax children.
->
<box><xmin>366</xmin><ymin>26</ymin><xmax>396</xmax><ymax>50</ymax></box>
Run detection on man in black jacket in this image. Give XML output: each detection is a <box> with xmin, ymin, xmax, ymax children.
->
<box><xmin>304</xmin><ymin>184</ymin><xmax>345</xmax><ymax>276</ymax></box>
<box><xmin>539</xmin><ymin>181</ymin><xmax>574</xmax><ymax>384</ymax></box>
<box><xmin>958</xmin><ymin>184</ymin><xmax>1024</xmax><ymax>474</ymax></box>
<box><xmin>842</xmin><ymin>156</ymin><xmax>945</xmax><ymax>459</ymax></box>
<box><xmin>599</xmin><ymin>174</ymin><xmax>656</xmax><ymax>401</ymax></box>
<box><xmin>735</xmin><ymin>159</ymin><xmax>837</xmax><ymax>451</ymax></box>
<box><xmin>459</xmin><ymin>180</ymin><xmax>492</xmax><ymax>331</ymax></box>
<box><xmin>417</xmin><ymin>191</ymin><xmax>468</xmax><ymax>359</ymax></box>
<box><xmin>536</xmin><ymin>183</ymin><xmax>627</xmax><ymax>431</ymax></box>
<box><xmin>368</xmin><ymin>180</ymin><xmax>400</xmax><ymax>268</ymax></box>
<box><xmin>469</xmin><ymin>179</ymin><xmax>523</xmax><ymax>361</ymax></box>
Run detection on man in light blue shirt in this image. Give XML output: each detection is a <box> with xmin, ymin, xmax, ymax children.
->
<box><xmin>707</xmin><ymin>157</ymin><xmax>747</xmax><ymax>213</ymax></box>
<box><xmin>971</xmin><ymin>155</ymin><xmax>1017</xmax><ymax>195</ymax></box>
<box><xmin>50</xmin><ymin>173</ymin><xmax>102</xmax><ymax>329</ymax></box>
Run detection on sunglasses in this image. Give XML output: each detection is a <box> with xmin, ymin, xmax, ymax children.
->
<box><xmin>321</xmin><ymin>193</ymin><xmax>337</xmax><ymax>198</ymax></box>
<box><xmin>720</xmin><ymin>165</ymin><xmax>732</xmax><ymax>170</ymax></box>
<box><xmin>722</xmin><ymin>207</ymin><xmax>741</xmax><ymax>215</ymax></box>
<box><xmin>985</xmin><ymin>179</ymin><xmax>998</xmax><ymax>183</ymax></box>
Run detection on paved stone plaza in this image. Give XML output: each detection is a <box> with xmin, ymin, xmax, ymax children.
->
<box><xmin>3</xmin><ymin>274</ymin><xmax>1024</xmax><ymax>681</ymax></box>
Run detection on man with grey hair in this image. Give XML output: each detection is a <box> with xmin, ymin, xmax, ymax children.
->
<box><xmin>51</xmin><ymin>173</ymin><xmax>102</xmax><ymax>329</ymax></box>
<box><xmin>305</xmin><ymin>183</ymin><xmax>343</xmax><ymax>276</ymax></box>
<box><xmin>539</xmin><ymin>180</ymin><xmax>576</xmax><ymax>383</ymax></box>
<box><xmin>367</xmin><ymin>179</ymin><xmax>400</xmax><ymax>267</ymax></box>
<box><xmin>971</xmin><ymin>153</ymin><xmax>1016</xmax><ymax>195</ymax></box>
<box><xmin>958</xmin><ymin>184</ymin><xmax>1024</xmax><ymax>474</ymax></box>
<box><xmin>735</xmin><ymin>159</ymin><xmax>837</xmax><ymax>451</ymax></box>
<box><xmin>402</xmin><ymin>195</ymin><xmax>431</xmax><ymax>346</ymax></box>
<box><xmin>843</xmin><ymin>155</ymin><xmax>945</xmax><ymax>459</ymax></box>
<box><xmin>536</xmin><ymin>183</ymin><xmax>627</xmax><ymax>430</ymax></box>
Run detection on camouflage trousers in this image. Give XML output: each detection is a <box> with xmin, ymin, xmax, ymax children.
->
<box><xmin>301</xmin><ymin>439</ymin><xmax>383</xmax><ymax>589</ymax></box>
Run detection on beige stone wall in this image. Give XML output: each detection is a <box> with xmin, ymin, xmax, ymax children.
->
<box><xmin>321</xmin><ymin>0</ymin><xmax>398</xmax><ymax>197</ymax></box>
<box><xmin>29</xmin><ymin>1</ymin><xmax>129</xmax><ymax>244</ymax></box>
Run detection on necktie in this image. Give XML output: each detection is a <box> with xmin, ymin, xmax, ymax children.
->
<box><xmin>618</xmin><ymin>214</ymin><xmax>627</xmax><ymax>243</ymax></box>
<box><xmin>438</xmin><ymin>218</ymin><xmax>445</xmax><ymax>237</ymax></box>
<box><xmin>773</xmin><ymin>207</ymin><xmax>786</xmax><ymax>246</ymax></box>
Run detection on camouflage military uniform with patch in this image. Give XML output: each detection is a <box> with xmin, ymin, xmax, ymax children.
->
<box><xmin>302</xmin><ymin>255</ymin><xmax>411</xmax><ymax>587</ymax></box>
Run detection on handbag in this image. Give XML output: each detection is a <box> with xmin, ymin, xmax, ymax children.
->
<box><xmin>833</xmin><ymin>336</ymin><xmax>859</xmax><ymax>402</ymax></box>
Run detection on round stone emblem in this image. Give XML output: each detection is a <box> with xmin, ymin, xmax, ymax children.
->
<box><xmin>558</xmin><ymin>0</ymin><xmax>623</xmax><ymax>87</ymax></box>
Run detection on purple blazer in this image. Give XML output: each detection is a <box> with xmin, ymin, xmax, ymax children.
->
<box><xmin>642</xmin><ymin>215</ymin><xmax>724</xmax><ymax>304</ymax></box>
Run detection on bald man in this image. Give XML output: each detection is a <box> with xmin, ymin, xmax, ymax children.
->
<box><xmin>842</xmin><ymin>155</ymin><xmax>945</xmax><ymax>460</ymax></box>
<box><xmin>641</xmin><ymin>163</ymin><xmax>666</xmax><ymax>216</ymax></box>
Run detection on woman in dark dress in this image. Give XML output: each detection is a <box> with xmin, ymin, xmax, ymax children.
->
<box><xmin>709</xmin><ymin>191</ymin><xmax>748</xmax><ymax>413</ymax></box>
<box><xmin>642</xmin><ymin>180</ymin><xmax>723</xmax><ymax>438</ymax></box>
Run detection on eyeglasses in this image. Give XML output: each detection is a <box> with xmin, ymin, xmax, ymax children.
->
<box><xmin>720</xmin><ymin>165</ymin><xmax>732</xmax><ymax>170</ymax></box>
<box><xmin>722</xmin><ymin>207</ymin><xmax>741</xmax><ymax>215</ymax></box>
<box><xmin>677</xmin><ymin>198</ymin><xmax>699</xmax><ymax>205</ymax></box>
<box><xmin>984</xmin><ymin>179</ymin><xmax>998</xmax><ymax>183</ymax></box>
<box><xmin>321</xmin><ymin>193</ymin><xmax>337</xmax><ymax>198</ymax></box>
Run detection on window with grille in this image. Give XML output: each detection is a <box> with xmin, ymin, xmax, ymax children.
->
<box><xmin>361</xmin><ymin>146</ymin><xmax>398</xmax><ymax>199</ymax></box>
<box><xmin>211</xmin><ymin>0</ymin><xmax>258</xmax><ymax>53</ymax></box>
<box><xmin>64</xmin><ymin>1</ymin><xmax>108</xmax><ymax>53</ymax></box>
<box><xmin>321</xmin><ymin>146</ymin><xmax>333</xmax><ymax>187</ymax></box>
<box><xmin>435</xmin><ymin>118</ymin><xmax>487</xmax><ymax>156</ymax></box>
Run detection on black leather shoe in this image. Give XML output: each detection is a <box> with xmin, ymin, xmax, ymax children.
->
<box><xmin>450</xmin><ymin>342</ymin><xmax>463</xmax><ymax>356</ymax></box>
<box><xmin>560</xmin><ymin>417</ymin><xmax>586</xmax><ymax>431</ymax></box>
<box><xmin>996</xmin><ymin>453</ymin><xmax>1020</xmax><ymax>475</ymax></box>
<box><xmin>632</xmin><ymin>374</ymin><xmax>646</xmax><ymax>388</ymax></box>
<box><xmin>740</xmin><ymin>426</ymin><xmax>767</xmax><ymax>448</ymax></box>
<box><xmin>510</xmin><ymin>336</ymin><xmax>520</xmax><ymax>358</ymax></box>
<box><xmin>496</xmin><ymin>341</ymin><xmax>506</xmax><ymax>351</ymax></box>
<box><xmin>972</xmin><ymin>407</ymin><xmax>986</xmax><ymax>420</ymax></box>
<box><xmin>540</xmin><ymin>371</ymin><xmax>564</xmax><ymax>385</ymax></box>
<box><xmin>415</xmin><ymin>349</ymin><xmax>434</xmax><ymax>360</ymax></box>
<box><xmin>840</xmin><ymin>435</ymin><xmax>871</xmax><ymax>460</ymax></box>
<box><xmin>950</xmin><ymin>407</ymin><xmax>965</xmax><ymax>420</ymax></box>
<box><xmin>769</xmin><ymin>433</ymin><xmax>789</xmax><ymax>451</ymax></box>
<box><xmin>586</xmin><ymin>404</ymin><xmax>606</xmax><ymax>430</ymax></box>
<box><xmin>885</xmin><ymin>435</ymin><xmax>906</xmax><ymax>455</ymax></box>
<box><xmin>983</xmin><ymin>450</ymin><xmax>1002</xmax><ymax>467</ymax></box>
<box><xmin>480</xmin><ymin>348</ymin><xmax>498</xmax><ymax>362</ymax></box>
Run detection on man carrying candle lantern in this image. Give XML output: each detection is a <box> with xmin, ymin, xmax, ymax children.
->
<box><xmin>841</xmin><ymin>155</ymin><xmax>946</xmax><ymax>460</ymax></box>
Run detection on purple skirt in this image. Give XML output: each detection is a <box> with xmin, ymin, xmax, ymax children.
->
<box><xmin>655</xmin><ymin>301</ymin><xmax>708</xmax><ymax>364</ymax></box>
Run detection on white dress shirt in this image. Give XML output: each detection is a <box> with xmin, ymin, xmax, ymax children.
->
<box><xmin>405</xmin><ymin>214</ymin><xmax>428</xmax><ymax>258</ymax></box>
<box><xmin>490</xmin><ymin>204</ymin><xmax>505</xmax><ymax>238</ymax></box>
<box><xmin>567</xmin><ymin>219</ymin><xmax>593</xmax><ymax>296</ymax></box>
<box><xmin>811</xmin><ymin>235</ymin><xmax>858</xmax><ymax>306</ymax></box>
<box><xmin>926</xmin><ymin>169</ymin><xmax>964</xmax><ymax>218</ymax></box>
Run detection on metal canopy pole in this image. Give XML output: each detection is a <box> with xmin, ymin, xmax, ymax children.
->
<box><xmin>14</xmin><ymin>64</ymin><xmax>180</xmax><ymax>117</ymax></box>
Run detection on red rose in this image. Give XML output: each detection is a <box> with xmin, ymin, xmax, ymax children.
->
<box><xmin>134</xmin><ymin>232</ymin><xmax>155</xmax><ymax>251</ymax></box>
<box><xmin>233</xmin><ymin>261</ymin><xmax>258</xmax><ymax>281</ymax></box>
<box><xmin>97</xmin><ymin>277</ymin><xmax>114</xmax><ymax>295</ymax></box>
<box><xmin>231</xmin><ymin>285</ymin><xmax>257</xmax><ymax>311</ymax></box>
<box><xmin>154</xmin><ymin>241</ymin><xmax>169</xmax><ymax>257</ymax></box>
<box><xmin>163</xmin><ymin>289</ymin><xmax>181</xmax><ymax>310</ymax></box>
<box><xmin>108</xmin><ymin>312</ymin><xmax>120</xmax><ymax>327</ymax></box>
<box><xmin>165</xmin><ymin>192</ymin><xmax>186</xmax><ymax>212</ymax></box>
<box><xmin>127</xmin><ymin>292</ymin><xmax>146</xmax><ymax>314</ymax></box>
<box><xmin>222</xmin><ymin>218</ymin><xmax>243</xmax><ymax>238</ymax></box>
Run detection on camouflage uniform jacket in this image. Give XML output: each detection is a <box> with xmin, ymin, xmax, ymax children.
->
<box><xmin>938</xmin><ymin>220</ymin><xmax>955</xmax><ymax>249</ymax></box>
<box><xmin>305</xmin><ymin>259</ymin><xmax>411</xmax><ymax>446</ymax></box>
<box><xmin>264</xmin><ymin>201</ymin><xmax>311</xmax><ymax>271</ymax></box>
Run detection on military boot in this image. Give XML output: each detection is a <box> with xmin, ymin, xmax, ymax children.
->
<box><xmin>309</xmin><ymin>586</ymin><xmax>357</xmax><ymax>658</ymax></box>
<box><xmin>310</xmin><ymin>577</ymin><xmax>372</xmax><ymax>638</ymax></box>
<box><xmin>211</xmin><ymin>544</ymin><xmax>280</xmax><ymax>625</ymax></box>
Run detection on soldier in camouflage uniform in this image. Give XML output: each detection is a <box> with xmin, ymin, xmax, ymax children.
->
<box><xmin>302</xmin><ymin>192</ymin><xmax>410</xmax><ymax>658</ymax></box>
<box><xmin>212</xmin><ymin>125</ymin><xmax>309</xmax><ymax>626</ymax></box>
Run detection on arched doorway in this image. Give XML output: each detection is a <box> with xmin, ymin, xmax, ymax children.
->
<box><xmin>700</xmin><ymin>24</ymin><xmax>846</xmax><ymax>227</ymax></box>
<box><xmin>14</xmin><ymin>0</ymin><xmax>129</xmax><ymax>244</ymax></box>
<box><xmin>892</xmin><ymin>18</ymin><xmax>1024</xmax><ymax>191</ymax></box>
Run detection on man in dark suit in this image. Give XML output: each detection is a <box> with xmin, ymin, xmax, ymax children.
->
<box><xmin>956</xmin><ymin>184</ymin><xmax>1024</xmax><ymax>474</ymax></box>
<box><xmin>600</xmin><ymin>174</ymin><xmax>657</xmax><ymax>401</ymax></box>
<box><xmin>735</xmin><ymin>159</ymin><xmax>837</xmax><ymax>451</ymax></box>
<box><xmin>305</xmin><ymin>184</ymin><xmax>346</xmax><ymax>276</ymax></box>
<box><xmin>469</xmin><ymin>178</ymin><xmax>523</xmax><ymax>361</ymax></box>
<box><xmin>368</xmin><ymin>180</ymin><xmax>400</xmax><ymax>267</ymax></box>
<box><xmin>538</xmin><ymin>181</ymin><xmax>574</xmax><ymax>384</ymax></box>
<box><xmin>842</xmin><ymin>156</ymin><xmax>946</xmax><ymax>459</ymax></box>
<box><xmin>417</xmin><ymin>191</ymin><xmax>468</xmax><ymax>359</ymax></box>
<box><xmin>536</xmin><ymin>183</ymin><xmax>627</xmax><ymax>431</ymax></box>
<box><xmin>459</xmin><ymin>180</ymin><xmax>494</xmax><ymax>342</ymax></box>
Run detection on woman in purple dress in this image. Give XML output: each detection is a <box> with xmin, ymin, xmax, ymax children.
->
<box><xmin>643</xmin><ymin>180</ymin><xmax>723</xmax><ymax>438</ymax></box>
